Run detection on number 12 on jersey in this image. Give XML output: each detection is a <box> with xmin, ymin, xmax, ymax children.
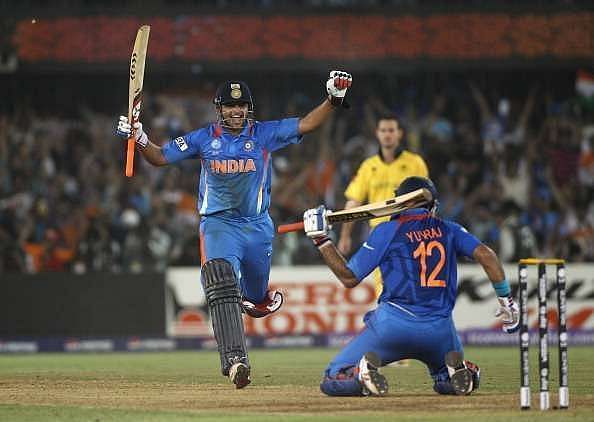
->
<box><xmin>413</xmin><ymin>240</ymin><xmax>446</xmax><ymax>287</ymax></box>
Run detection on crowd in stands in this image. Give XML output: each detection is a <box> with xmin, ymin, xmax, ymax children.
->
<box><xmin>1</xmin><ymin>73</ymin><xmax>593</xmax><ymax>273</ymax></box>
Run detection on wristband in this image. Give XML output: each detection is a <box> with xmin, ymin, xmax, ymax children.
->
<box><xmin>136</xmin><ymin>130</ymin><xmax>148</xmax><ymax>149</ymax></box>
<box><xmin>312</xmin><ymin>235</ymin><xmax>331</xmax><ymax>248</ymax></box>
<box><xmin>493</xmin><ymin>279</ymin><xmax>511</xmax><ymax>297</ymax></box>
<box><xmin>328</xmin><ymin>95</ymin><xmax>350</xmax><ymax>109</ymax></box>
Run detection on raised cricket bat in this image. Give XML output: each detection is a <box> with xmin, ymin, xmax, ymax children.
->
<box><xmin>277</xmin><ymin>188</ymin><xmax>433</xmax><ymax>234</ymax></box>
<box><xmin>125</xmin><ymin>25</ymin><xmax>150</xmax><ymax>177</ymax></box>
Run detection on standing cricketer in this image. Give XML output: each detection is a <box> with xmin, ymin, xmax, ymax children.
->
<box><xmin>303</xmin><ymin>176</ymin><xmax>519</xmax><ymax>396</ymax></box>
<box><xmin>338</xmin><ymin>115</ymin><xmax>429</xmax><ymax>297</ymax></box>
<box><xmin>116</xmin><ymin>71</ymin><xmax>352</xmax><ymax>388</ymax></box>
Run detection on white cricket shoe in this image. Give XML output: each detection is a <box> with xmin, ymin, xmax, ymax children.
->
<box><xmin>357</xmin><ymin>352</ymin><xmax>388</xmax><ymax>396</ymax></box>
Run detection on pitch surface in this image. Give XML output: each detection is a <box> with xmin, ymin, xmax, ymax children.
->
<box><xmin>0</xmin><ymin>347</ymin><xmax>592</xmax><ymax>421</ymax></box>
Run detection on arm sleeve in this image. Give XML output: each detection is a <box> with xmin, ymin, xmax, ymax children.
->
<box><xmin>344</xmin><ymin>162</ymin><xmax>369</xmax><ymax>202</ymax></box>
<box><xmin>161</xmin><ymin>131</ymin><xmax>202</xmax><ymax>163</ymax></box>
<box><xmin>450</xmin><ymin>222</ymin><xmax>481</xmax><ymax>258</ymax></box>
<box><xmin>261</xmin><ymin>118</ymin><xmax>303</xmax><ymax>152</ymax></box>
<box><xmin>346</xmin><ymin>222</ymin><xmax>395</xmax><ymax>282</ymax></box>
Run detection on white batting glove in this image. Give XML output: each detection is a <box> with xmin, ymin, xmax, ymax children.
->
<box><xmin>326</xmin><ymin>70</ymin><xmax>352</xmax><ymax>107</ymax></box>
<box><xmin>303</xmin><ymin>206</ymin><xmax>332</xmax><ymax>247</ymax></box>
<box><xmin>116</xmin><ymin>116</ymin><xmax>148</xmax><ymax>148</ymax></box>
<box><xmin>495</xmin><ymin>296</ymin><xmax>520</xmax><ymax>333</ymax></box>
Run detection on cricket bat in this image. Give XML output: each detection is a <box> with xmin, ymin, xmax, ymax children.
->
<box><xmin>125</xmin><ymin>25</ymin><xmax>150</xmax><ymax>177</ymax></box>
<box><xmin>277</xmin><ymin>188</ymin><xmax>433</xmax><ymax>234</ymax></box>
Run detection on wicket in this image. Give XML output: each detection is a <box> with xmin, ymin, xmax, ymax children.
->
<box><xmin>518</xmin><ymin>258</ymin><xmax>568</xmax><ymax>411</ymax></box>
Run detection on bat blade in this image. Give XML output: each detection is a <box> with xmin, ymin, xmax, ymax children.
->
<box><xmin>125</xmin><ymin>25</ymin><xmax>150</xmax><ymax>178</ymax></box>
<box><xmin>277</xmin><ymin>188</ymin><xmax>433</xmax><ymax>234</ymax></box>
<box><xmin>327</xmin><ymin>188</ymin><xmax>432</xmax><ymax>224</ymax></box>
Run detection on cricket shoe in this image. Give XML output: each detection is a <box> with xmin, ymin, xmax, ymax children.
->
<box><xmin>464</xmin><ymin>359</ymin><xmax>480</xmax><ymax>391</ymax></box>
<box><xmin>241</xmin><ymin>290</ymin><xmax>283</xmax><ymax>318</ymax></box>
<box><xmin>357</xmin><ymin>352</ymin><xmax>388</xmax><ymax>396</ymax></box>
<box><xmin>445</xmin><ymin>351</ymin><xmax>473</xmax><ymax>395</ymax></box>
<box><xmin>229</xmin><ymin>362</ymin><xmax>251</xmax><ymax>389</ymax></box>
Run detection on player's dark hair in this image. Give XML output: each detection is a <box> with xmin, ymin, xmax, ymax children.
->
<box><xmin>376</xmin><ymin>115</ymin><xmax>401</xmax><ymax>127</ymax></box>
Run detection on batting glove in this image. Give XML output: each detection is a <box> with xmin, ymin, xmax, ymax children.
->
<box><xmin>116</xmin><ymin>116</ymin><xmax>148</xmax><ymax>149</ymax></box>
<box><xmin>303</xmin><ymin>205</ymin><xmax>332</xmax><ymax>247</ymax></box>
<box><xmin>495</xmin><ymin>296</ymin><xmax>520</xmax><ymax>333</ymax></box>
<box><xmin>326</xmin><ymin>70</ymin><xmax>352</xmax><ymax>107</ymax></box>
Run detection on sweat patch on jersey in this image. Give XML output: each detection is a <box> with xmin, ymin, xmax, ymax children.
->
<box><xmin>175</xmin><ymin>136</ymin><xmax>188</xmax><ymax>151</ymax></box>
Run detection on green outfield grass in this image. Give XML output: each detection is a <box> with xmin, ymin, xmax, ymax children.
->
<box><xmin>0</xmin><ymin>346</ymin><xmax>593</xmax><ymax>421</ymax></box>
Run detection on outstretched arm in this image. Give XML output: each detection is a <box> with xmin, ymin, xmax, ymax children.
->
<box><xmin>299</xmin><ymin>71</ymin><xmax>352</xmax><ymax>135</ymax></box>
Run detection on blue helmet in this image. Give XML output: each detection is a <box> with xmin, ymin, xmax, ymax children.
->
<box><xmin>396</xmin><ymin>176</ymin><xmax>439</xmax><ymax>213</ymax></box>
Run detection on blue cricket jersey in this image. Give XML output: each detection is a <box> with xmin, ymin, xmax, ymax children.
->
<box><xmin>347</xmin><ymin>208</ymin><xmax>481</xmax><ymax>318</ymax></box>
<box><xmin>161</xmin><ymin>118</ymin><xmax>302</xmax><ymax>218</ymax></box>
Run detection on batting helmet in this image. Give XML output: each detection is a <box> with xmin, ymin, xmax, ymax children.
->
<box><xmin>213</xmin><ymin>80</ymin><xmax>254</xmax><ymax>111</ymax></box>
<box><xmin>396</xmin><ymin>176</ymin><xmax>439</xmax><ymax>213</ymax></box>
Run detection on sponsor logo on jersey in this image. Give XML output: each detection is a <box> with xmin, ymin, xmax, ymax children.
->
<box><xmin>210</xmin><ymin>159</ymin><xmax>256</xmax><ymax>174</ymax></box>
<box><xmin>175</xmin><ymin>136</ymin><xmax>188</xmax><ymax>151</ymax></box>
<box><xmin>211</xmin><ymin>138</ymin><xmax>221</xmax><ymax>149</ymax></box>
<box><xmin>362</xmin><ymin>242</ymin><xmax>375</xmax><ymax>250</ymax></box>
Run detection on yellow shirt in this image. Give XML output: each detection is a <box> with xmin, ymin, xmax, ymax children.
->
<box><xmin>344</xmin><ymin>151</ymin><xmax>429</xmax><ymax>227</ymax></box>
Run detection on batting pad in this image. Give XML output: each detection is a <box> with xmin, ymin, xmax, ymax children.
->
<box><xmin>201</xmin><ymin>258</ymin><xmax>249</xmax><ymax>375</ymax></box>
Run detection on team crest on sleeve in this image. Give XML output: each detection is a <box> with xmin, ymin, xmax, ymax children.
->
<box><xmin>243</xmin><ymin>140</ymin><xmax>254</xmax><ymax>151</ymax></box>
<box><xmin>211</xmin><ymin>138</ymin><xmax>221</xmax><ymax>149</ymax></box>
<box><xmin>175</xmin><ymin>136</ymin><xmax>188</xmax><ymax>152</ymax></box>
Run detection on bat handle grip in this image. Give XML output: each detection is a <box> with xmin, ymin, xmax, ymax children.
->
<box><xmin>277</xmin><ymin>221</ymin><xmax>304</xmax><ymax>234</ymax></box>
<box><xmin>125</xmin><ymin>137</ymin><xmax>135</xmax><ymax>177</ymax></box>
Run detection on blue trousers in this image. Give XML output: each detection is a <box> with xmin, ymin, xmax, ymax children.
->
<box><xmin>322</xmin><ymin>302</ymin><xmax>464</xmax><ymax>395</ymax></box>
<box><xmin>199</xmin><ymin>213</ymin><xmax>273</xmax><ymax>303</ymax></box>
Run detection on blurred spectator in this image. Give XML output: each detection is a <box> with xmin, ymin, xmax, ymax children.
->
<box><xmin>1</xmin><ymin>73</ymin><xmax>593</xmax><ymax>273</ymax></box>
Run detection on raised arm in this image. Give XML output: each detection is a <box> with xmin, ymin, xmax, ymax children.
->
<box><xmin>468</xmin><ymin>81</ymin><xmax>493</xmax><ymax>124</ymax></box>
<box><xmin>318</xmin><ymin>241</ymin><xmax>359</xmax><ymax>288</ymax></box>
<box><xmin>298</xmin><ymin>71</ymin><xmax>352</xmax><ymax>135</ymax></box>
<box><xmin>303</xmin><ymin>205</ymin><xmax>359</xmax><ymax>288</ymax></box>
<box><xmin>516</xmin><ymin>84</ymin><xmax>538</xmax><ymax>131</ymax></box>
<box><xmin>116</xmin><ymin>117</ymin><xmax>167</xmax><ymax>166</ymax></box>
<box><xmin>139</xmin><ymin>140</ymin><xmax>168</xmax><ymax>166</ymax></box>
<box><xmin>298</xmin><ymin>99</ymin><xmax>336</xmax><ymax>135</ymax></box>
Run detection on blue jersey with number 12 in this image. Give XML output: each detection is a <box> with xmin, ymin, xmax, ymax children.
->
<box><xmin>347</xmin><ymin>208</ymin><xmax>481</xmax><ymax>318</ymax></box>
